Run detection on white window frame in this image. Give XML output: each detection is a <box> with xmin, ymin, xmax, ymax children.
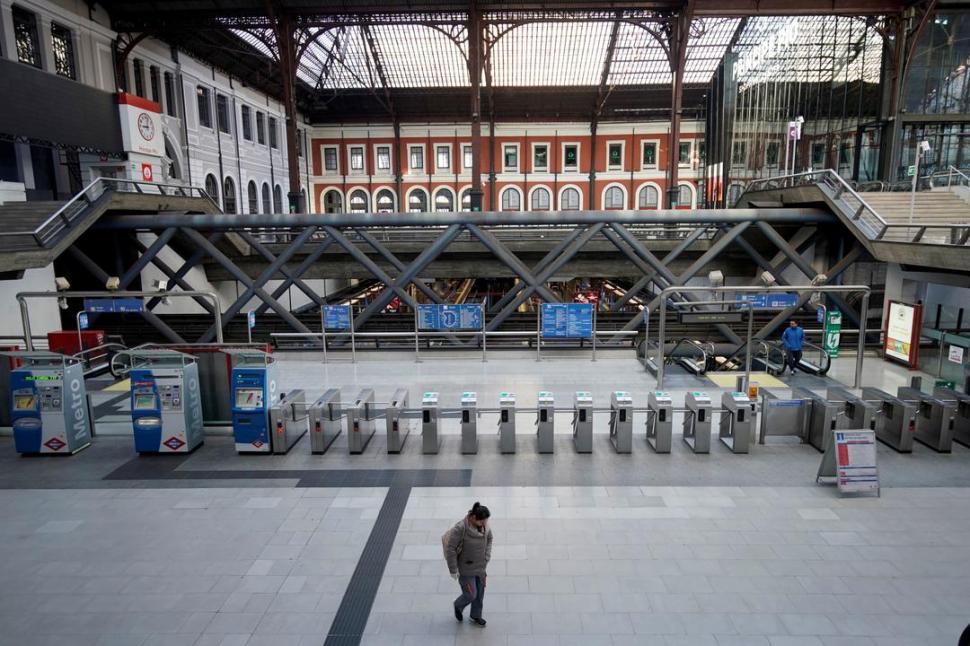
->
<box><xmin>322</xmin><ymin>145</ymin><xmax>340</xmax><ymax>175</ymax></box>
<box><xmin>433</xmin><ymin>186</ymin><xmax>455</xmax><ymax>212</ymax></box>
<box><xmin>635</xmin><ymin>182</ymin><xmax>662</xmax><ymax>210</ymax></box>
<box><xmin>502</xmin><ymin>143</ymin><xmax>520</xmax><ymax>173</ymax></box>
<box><xmin>641</xmin><ymin>141</ymin><xmax>658</xmax><ymax>169</ymax></box>
<box><xmin>406</xmin><ymin>186</ymin><xmax>429</xmax><ymax>212</ymax></box>
<box><xmin>348</xmin><ymin>188</ymin><xmax>370</xmax><ymax>213</ymax></box>
<box><xmin>561</xmin><ymin>142</ymin><xmax>581</xmax><ymax>173</ymax></box>
<box><xmin>462</xmin><ymin>144</ymin><xmax>473</xmax><ymax>170</ymax></box>
<box><xmin>606</xmin><ymin>140</ymin><xmax>625</xmax><ymax>171</ymax></box>
<box><xmin>436</xmin><ymin>144</ymin><xmax>452</xmax><ymax>172</ymax></box>
<box><xmin>528</xmin><ymin>185</ymin><xmax>552</xmax><ymax>211</ymax></box>
<box><xmin>558</xmin><ymin>184</ymin><xmax>583</xmax><ymax>210</ymax></box>
<box><xmin>531</xmin><ymin>142</ymin><xmax>550</xmax><ymax>172</ymax></box>
<box><xmin>500</xmin><ymin>186</ymin><xmax>523</xmax><ymax>211</ymax></box>
<box><xmin>408</xmin><ymin>145</ymin><xmax>426</xmax><ymax>174</ymax></box>
<box><xmin>374</xmin><ymin>186</ymin><xmax>397</xmax><ymax>212</ymax></box>
<box><xmin>678</xmin><ymin>140</ymin><xmax>693</xmax><ymax>168</ymax></box>
<box><xmin>602</xmin><ymin>183</ymin><xmax>627</xmax><ymax>210</ymax></box>
<box><xmin>375</xmin><ymin>145</ymin><xmax>392</xmax><ymax>172</ymax></box>
<box><xmin>349</xmin><ymin>145</ymin><xmax>365</xmax><ymax>174</ymax></box>
<box><xmin>677</xmin><ymin>182</ymin><xmax>696</xmax><ymax>208</ymax></box>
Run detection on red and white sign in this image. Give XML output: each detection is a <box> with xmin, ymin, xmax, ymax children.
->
<box><xmin>117</xmin><ymin>92</ymin><xmax>164</xmax><ymax>157</ymax></box>
<box><xmin>141</xmin><ymin>163</ymin><xmax>153</xmax><ymax>182</ymax></box>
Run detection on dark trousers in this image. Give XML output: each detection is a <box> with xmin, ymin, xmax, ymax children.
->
<box><xmin>785</xmin><ymin>348</ymin><xmax>803</xmax><ymax>373</ymax></box>
<box><xmin>454</xmin><ymin>575</ymin><xmax>485</xmax><ymax>619</ymax></box>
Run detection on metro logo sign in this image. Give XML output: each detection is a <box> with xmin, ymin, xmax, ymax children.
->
<box><xmin>163</xmin><ymin>437</ymin><xmax>186</xmax><ymax>451</ymax></box>
<box><xmin>44</xmin><ymin>437</ymin><xmax>66</xmax><ymax>452</ymax></box>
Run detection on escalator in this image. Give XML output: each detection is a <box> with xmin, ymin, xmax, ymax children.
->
<box><xmin>638</xmin><ymin>337</ymin><xmax>713</xmax><ymax>376</ymax></box>
<box><xmin>713</xmin><ymin>339</ymin><xmax>830</xmax><ymax>376</ymax></box>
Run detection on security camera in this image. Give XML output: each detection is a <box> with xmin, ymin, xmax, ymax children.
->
<box><xmin>105</xmin><ymin>276</ymin><xmax>121</xmax><ymax>291</ymax></box>
<box><xmin>759</xmin><ymin>271</ymin><xmax>776</xmax><ymax>287</ymax></box>
<box><xmin>55</xmin><ymin>277</ymin><xmax>70</xmax><ymax>291</ymax></box>
<box><xmin>153</xmin><ymin>279</ymin><xmax>168</xmax><ymax>291</ymax></box>
<box><xmin>810</xmin><ymin>274</ymin><xmax>828</xmax><ymax>286</ymax></box>
<box><xmin>708</xmin><ymin>270</ymin><xmax>724</xmax><ymax>288</ymax></box>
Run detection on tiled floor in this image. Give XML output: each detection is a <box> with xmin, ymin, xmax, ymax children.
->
<box><xmin>0</xmin><ymin>351</ymin><xmax>968</xmax><ymax>645</ymax></box>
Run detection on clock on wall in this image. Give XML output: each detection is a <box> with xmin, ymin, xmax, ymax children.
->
<box><xmin>137</xmin><ymin>113</ymin><xmax>155</xmax><ymax>141</ymax></box>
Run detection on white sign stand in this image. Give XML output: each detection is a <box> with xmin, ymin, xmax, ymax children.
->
<box><xmin>818</xmin><ymin>429</ymin><xmax>879</xmax><ymax>496</ymax></box>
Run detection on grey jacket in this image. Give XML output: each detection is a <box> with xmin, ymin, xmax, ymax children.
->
<box><xmin>445</xmin><ymin>519</ymin><xmax>493</xmax><ymax>577</ymax></box>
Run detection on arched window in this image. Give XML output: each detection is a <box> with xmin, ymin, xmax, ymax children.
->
<box><xmin>223</xmin><ymin>177</ymin><xmax>236</xmax><ymax>214</ymax></box>
<box><xmin>204</xmin><ymin>174</ymin><xmax>219</xmax><ymax>205</ymax></box>
<box><xmin>434</xmin><ymin>189</ymin><xmax>454</xmax><ymax>212</ymax></box>
<box><xmin>273</xmin><ymin>185</ymin><xmax>283</xmax><ymax>213</ymax></box>
<box><xmin>603</xmin><ymin>186</ymin><xmax>624</xmax><ymax>210</ymax></box>
<box><xmin>530</xmin><ymin>187</ymin><xmax>551</xmax><ymax>211</ymax></box>
<box><xmin>163</xmin><ymin>136</ymin><xmax>181</xmax><ymax>180</ymax></box>
<box><xmin>408</xmin><ymin>188</ymin><xmax>428</xmax><ymax>213</ymax></box>
<box><xmin>349</xmin><ymin>189</ymin><xmax>369</xmax><ymax>214</ymax></box>
<box><xmin>461</xmin><ymin>189</ymin><xmax>472</xmax><ymax>211</ymax></box>
<box><xmin>638</xmin><ymin>185</ymin><xmax>659</xmax><ymax>209</ymax></box>
<box><xmin>376</xmin><ymin>189</ymin><xmax>395</xmax><ymax>213</ymax></box>
<box><xmin>323</xmin><ymin>190</ymin><xmax>343</xmax><ymax>214</ymax></box>
<box><xmin>500</xmin><ymin>188</ymin><xmax>521</xmax><ymax>211</ymax></box>
<box><xmin>247</xmin><ymin>181</ymin><xmax>258</xmax><ymax>214</ymax></box>
<box><xmin>261</xmin><ymin>183</ymin><xmax>271</xmax><ymax>213</ymax></box>
<box><xmin>677</xmin><ymin>183</ymin><xmax>693</xmax><ymax>207</ymax></box>
<box><xmin>560</xmin><ymin>187</ymin><xmax>580</xmax><ymax>211</ymax></box>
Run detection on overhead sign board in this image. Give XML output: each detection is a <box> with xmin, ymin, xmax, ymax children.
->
<box><xmin>82</xmin><ymin>298</ymin><xmax>144</xmax><ymax>313</ymax></box>
<box><xmin>417</xmin><ymin>304</ymin><xmax>483</xmax><ymax>330</ymax></box>
<box><xmin>541</xmin><ymin>303</ymin><xmax>593</xmax><ymax>339</ymax></box>
<box><xmin>735</xmin><ymin>293</ymin><xmax>799</xmax><ymax>309</ymax></box>
<box><xmin>679</xmin><ymin>311</ymin><xmax>744</xmax><ymax>324</ymax></box>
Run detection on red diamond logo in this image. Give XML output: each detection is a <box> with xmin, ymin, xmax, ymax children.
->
<box><xmin>252</xmin><ymin>440</ymin><xmax>264</xmax><ymax>448</ymax></box>
<box><xmin>44</xmin><ymin>438</ymin><xmax>66</xmax><ymax>452</ymax></box>
<box><xmin>163</xmin><ymin>437</ymin><xmax>186</xmax><ymax>451</ymax></box>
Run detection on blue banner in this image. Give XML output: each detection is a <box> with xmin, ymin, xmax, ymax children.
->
<box><xmin>247</xmin><ymin>311</ymin><xmax>256</xmax><ymax>329</ymax></box>
<box><xmin>323</xmin><ymin>305</ymin><xmax>351</xmax><ymax>330</ymax></box>
<box><xmin>735</xmin><ymin>293</ymin><xmax>799</xmax><ymax>310</ymax></box>
<box><xmin>541</xmin><ymin>303</ymin><xmax>594</xmax><ymax>339</ymax></box>
<box><xmin>417</xmin><ymin>304</ymin><xmax>483</xmax><ymax>330</ymax></box>
<box><xmin>83</xmin><ymin>298</ymin><xmax>144</xmax><ymax>313</ymax></box>
<box><xmin>78</xmin><ymin>312</ymin><xmax>89</xmax><ymax>330</ymax></box>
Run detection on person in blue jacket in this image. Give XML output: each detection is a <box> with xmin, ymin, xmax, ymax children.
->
<box><xmin>782</xmin><ymin>319</ymin><xmax>805</xmax><ymax>375</ymax></box>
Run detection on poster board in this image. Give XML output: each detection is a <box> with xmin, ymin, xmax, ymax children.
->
<box><xmin>834</xmin><ymin>430</ymin><xmax>879</xmax><ymax>496</ymax></box>
<box><xmin>884</xmin><ymin>300</ymin><xmax>922</xmax><ymax>369</ymax></box>
<box><xmin>541</xmin><ymin>303</ymin><xmax>593</xmax><ymax>339</ymax></box>
<box><xmin>417</xmin><ymin>304</ymin><xmax>483</xmax><ymax>330</ymax></box>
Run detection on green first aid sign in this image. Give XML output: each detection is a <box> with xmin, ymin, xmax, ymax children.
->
<box><xmin>823</xmin><ymin>310</ymin><xmax>842</xmax><ymax>358</ymax></box>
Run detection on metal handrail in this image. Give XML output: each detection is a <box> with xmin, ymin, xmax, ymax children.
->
<box><xmin>667</xmin><ymin>338</ymin><xmax>710</xmax><ymax>375</ymax></box>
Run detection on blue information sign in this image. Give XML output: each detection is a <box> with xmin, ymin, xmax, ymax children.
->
<box><xmin>82</xmin><ymin>298</ymin><xmax>144</xmax><ymax>313</ymax></box>
<box><xmin>247</xmin><ymin>311</ymin><xmax>256</xmax><ymax>329</ymax></box>
<box><xmin>78</xmin><ymin>312</ymin><xmax>89</xmax><ymax>330</ymax></box>
<box><xmin>735</xmin><ymin>293</ymin><xmax>799</xmax><ymax>310</ymax></box>
<box><xmin>323</xmin><ymin>305</ymin><xmax>351</xmax><ymax>330</ymax></box>
<box><xmin>541</xmin><ymin>303</ymin><xmax>594</xmax><ymax>339</ymax></box>
<box><xmin>417</xmin><ymin>304</ymin><xmax>483</xmax><ymax>330</ymax></box>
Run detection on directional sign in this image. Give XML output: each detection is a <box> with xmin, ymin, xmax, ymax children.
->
<box><xmin>78</xmin><ymin>313</ymin><xmax>89</xmax><ymax>330</ymax></box>
<box><xmin>735</xmin><ymin>293</ymin><xmax>799</xmax><ymax>310</ymax></box>
<box><xmin>82</xmin><ymin>298</ymin><xmax>144</xmax><ymax>313</ymax></box>
<box><xmin>541</xmin><ymin>303</ymin><xmax>593</xmax><ymax>339</ymax></box>
<box><xmin>323</xmin><ymin>305</ymin><xmax>351</xmax><ymax>330</ymax></box>
<box><xmin>417</xmin><ymin>304</ymin><xmax>483</xmax><ymax>330</ymax></box>
<box><xmin>247</xmin><ymin>311</ymin><xmax>256</xmax><ymax>330</ymax></box>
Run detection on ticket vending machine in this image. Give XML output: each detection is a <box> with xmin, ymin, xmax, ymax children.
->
<box><xmin>308</xmin><ymin>389</ymin><xmax>341</xmax><ymax>454</ymax></box>
<box><xmin>897</xmin><ymin>387</ymin><xmax>955</xmax><ymax>452</ymax></box>
<box><xmin>573</xmin><ymin>391</ymin><xmax>593</xmax><ymax>453</ymax></box>
<box><xmin>861</xmin><ymin>387</ymin><xmax>916</xmax><ymax>452</ymax></box>
<box><xmin>126</xmin><ymin>349</ymin><xmax>203</xmax><ymax>454</ymax></box>
<box><xmin>347</xmin><ymin>389</ymin><xmax>377</xmax><ymax>454</ymax></box>
<box><xmin>460</xmin><ymin>391</ymin><xmax>478</xmax><ymax>454</ymax></box>
<box><xmin>227</xmin><ymin>349</ymin><xmax>278</xmax><ymax>453</ymax></box>
<box><xmin>934</xmin><ymin>387</ymin><xmax>970</xmax><ymax>448</ymax></box>
<box><xmin>536</xmin><ymin>391</ymin><xmax>555</xmax><ymax>454</ymax></box>
<box><xmin>719</xmin><ymin>391</ymin><xmax>752</xmax><ymax>454</ymax></box>
<box><xmin>499</xmin><ymin>392</ymin><xmax>516</xmax><ymax>454</ymax></box>
<box><xmin>683</xmin><ymin>391</ymin><xmax>712</xmax><ymax>454</ymax></box>
<box><xmin>422</xmin><ymin>391</ymin><xmax>440</xmax><ymax>454</ymax></box>
<box><xmin>267</xmin><ymin>389</ymin><xmax>308</xmax><ymax>454</ymax></box>
<box><xmin>646</xmin><ymin>391</ymin><xmax>673</xmax><ymax>453</ymax></box>
<box><xmin>386</xmin><ymin>388</ymin><xmax>411</xmax><ymax>454</ymax></box>
<box><xmin>609</xmin><ymin>391</ymin><xmax>633</xmax><ymax>454</ymax></box>
<box><xmin>8</xmin><ymin>352</ymin><xmax>92</xmax><ymax>455</ymax></box>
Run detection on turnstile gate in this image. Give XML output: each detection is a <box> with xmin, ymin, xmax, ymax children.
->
<box><xmin>683</xmin><ymin>391</ymin><xmax>712</xmax><ymax>454</ymax></box>
<box><xmin>827</xmin><ymin>388</ymin><xmax>876</xmax><ymax>434</ymax></box>
<box><xmin>934</xmin><ymin>387</ymin><xmax>970</xmax><ymax>448</ymax></box>
<box><xmin>609</xmin><ymin>391</ymin><xmax>633</xmax><ymax>454</ymax></box>
<box><xmin>385</xmin><ymin>388</ymin><xmax>411</xmax><ymax>454</ymax></box>
<box><xmin>646</xmin><ymin>391</ymin><xmax>673</xmax><ymax>453</ymax></box>
<box><xmin>573</xmin><ymin>391</ymin><xmax>593</xmax><ymax>453</ymax></box>
<box><xmin>792</xmin><ymin>387</ymin><xmax>841</xmax><ymax>453</ymax></box>
<box><xmin>537</xmin><ymin>391</ymin><xmax>554</xmax><ymax>454</ymax></box>
<box><xmin>499</xmin><ymin>392</ymin><xmax>516</xmax><ymax>454</ymax></box>
<box><xmin>460</xmin><ymin>391</ymin><xmax>477</xmax><ymax>454</ymax></box>
<box><xmin>897</xmin><ymin>387</ymin><xmax>955</xmax><ymax>453</ymax></box>
<box><xmin>719</xmin><ymin>391</ymin><xmax>752</xmax><ymax>453</ymax></box>
<box><xmin>347</xmin><ymin>388</ymin><xmax>377</xmax><ymax>454</ymax></box>
<box><xmin>308</xmin><ymin>389</ymin><xmax>341</xmax><ymax>454</ymax></box>
<box><xmin>268</xmin><ymin>389</ymin><xmax>308</xmax><ymax>454</ymax></box>
<box><xmin>861</xmin><ymin>387</ymin><xmax>916</xmax><ymax>452</ymax></box>
<box><xmin>422</xmin><ymin>391</ymin><xmax>440</xmax><ymax>454</ymax></box>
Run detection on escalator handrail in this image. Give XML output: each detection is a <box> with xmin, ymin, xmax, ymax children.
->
<box><xmin>667</xmin><ymin>338</ymin><xmax>710</xmax><ymax>375</ymax></box>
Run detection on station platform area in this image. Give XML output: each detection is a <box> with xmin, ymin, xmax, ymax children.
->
<box><xmin>1</xmin><ymin>352</ymin><xmax>968</xmax><ymax>646</ymax></box>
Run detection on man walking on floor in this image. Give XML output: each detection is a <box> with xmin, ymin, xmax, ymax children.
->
<box><xmin>782</xmin><ymin>318</ymin><xmax>805</xmax><ymax>375</ymax></box>
<box><xmin>443</xmin><ymin>502</ymin><xmax>492</xmax><ymax>626</ymax></box>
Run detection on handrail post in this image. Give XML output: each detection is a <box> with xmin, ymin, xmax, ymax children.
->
<box><xmin>854</xmin><ymin>290</ymin><xmax>870</xmax><ymax>389</ymax></box>
<box><xmin>657</xmin><ymin>292</ymin><xmax>667</xmax><ymax>389</ymax></box>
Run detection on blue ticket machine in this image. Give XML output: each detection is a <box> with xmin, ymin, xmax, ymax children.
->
<box><xmin>8</xmin><ymin>352</ymin><xmax>92</xmax><ymax>455</ymax></box>
<box><xmin>123</xmin><ymin>349</ymin><xmax>204</xmax><ymax>454</ymax></box>
<box><xmin>226</xmin><ymin>349</ymin><xmax>278</xmax><ymax>453</ymax></box>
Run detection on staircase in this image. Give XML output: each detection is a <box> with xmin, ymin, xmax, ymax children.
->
<box><xmin>0</xmin><ymin>178</ymin><xmax>220</xmax><ymax>275</ymax></box>
<box><xmin>736</xmin><ymin>170</ymin><xmax>970</xmax><ymax>270</ymax></box>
